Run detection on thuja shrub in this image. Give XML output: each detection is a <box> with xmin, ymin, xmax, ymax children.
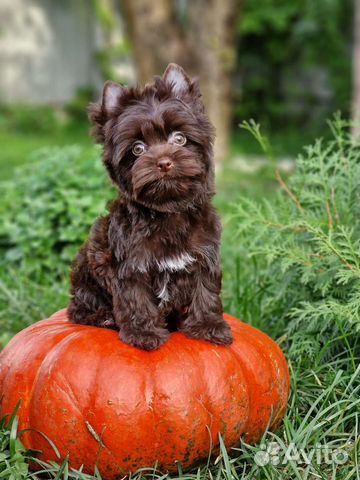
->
<box><xmin>232</xmin><ymin>116</ymin><xmax>360</xmax><ymax>359</ymax></box>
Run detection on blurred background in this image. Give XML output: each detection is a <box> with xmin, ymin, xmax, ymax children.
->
<box><xmin>0</xmin><ymin>0</ymin><xmax>358</xmax><ymax>172</ymax></box>
<box><xmin>0</xmin><ymin>0</ymin><xmax>359</xmax><ymax>343</ymax></box>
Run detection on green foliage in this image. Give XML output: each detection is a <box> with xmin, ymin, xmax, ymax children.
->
<box><xmin>231</xmin><ymin>116</ymin><xmax>359</xmax><ymax>359</ymax></box>
<box><xmin>64</xmin><ymin>87</ymin><xmax>97</xmax><ymax>124</ymax></box>
<box><xmin>93</xmin><ymin>0</ymin><xmax>131</xmax><ymax>83</ymax></box>
<box><xmin>237</xmin><ymin>0</ymin><xmax>353</xmax><ymax>131</ymax></box>
<box><xmin>0</xmin><ymin>267</ymin><xmax>68</xmax><ymax>348</ymax></box>
<box><xmin>0</xmin><ymin>146</ymin><xmax>114</xmax><ymax>282</ymax></box>
<box><xmin>0</xmin><ymin>102</ymin><xmax>93</xmax><ymax>180</ymax></box>
<box><xmin>0</xmin><ymin>145</ymin><xmax>112</xmax><ymax>344</ymax></box>
<box><xmin>0</xmin><ymin>405</ymin><xmax>30</xmax><ymax>479</ymax></box>
<box><xmin>0</xmin><ymin>104</ymin><xmax>61</xmax><ymax>135</ymax></box>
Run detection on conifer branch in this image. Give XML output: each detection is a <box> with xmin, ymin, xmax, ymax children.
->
<box><xmin>275</xmin><ymin>169</ymin><xmax>304</xmax><ymax>212</ymax></box>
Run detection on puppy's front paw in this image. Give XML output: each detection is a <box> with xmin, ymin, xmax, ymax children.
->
<box><xmin>182</xmin><ymin>317</ymin><xmax>233</xmax><ymax>346</ymax></box>
<box><xmin>119</xmin><ymin>327</ymin><xmax>169</xmax><ymax>351</ymax></box>
<box><xmin>205</xmin><ymin>322</ymin><xmax>234</xmax><ymax>345</ymax></box>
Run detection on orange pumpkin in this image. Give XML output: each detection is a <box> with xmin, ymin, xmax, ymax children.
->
<box><xmin>0</xmin><ymin>309</ymin><xmax>289</xmax><ymax>477</ymax></box>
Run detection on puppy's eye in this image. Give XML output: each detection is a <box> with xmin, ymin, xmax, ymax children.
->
<box><xmin>169</xmin><ymin>131</ymin><xmax>187</xmax><ymax>146</ymax></box>
<box><xmin>132</xmin><ymin>141</ymin><xmax>146</xmax><ymax>156</ymax></box>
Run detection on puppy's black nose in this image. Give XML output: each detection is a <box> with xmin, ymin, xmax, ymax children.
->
<box><xmin>157</xmin><ymin>158</ymin><xmax>173</xmax><ymax>172</ymax></box>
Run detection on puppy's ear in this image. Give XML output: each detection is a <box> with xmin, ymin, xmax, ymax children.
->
<box><xmin>102</xmin><ymin>80</ymin><xmax>125</xmax><ymax>113</ymax></box>
<box><xmin>163</xmin><ymin>63</ymin><xmax>191</xmax><ymax>97</ymax></box>
<box><xmin>87</xmin><ymin>81</ymin><xmax>125</xmax><ymax>143</ymax></box>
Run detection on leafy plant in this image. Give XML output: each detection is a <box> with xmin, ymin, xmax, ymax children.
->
<box><xmin>93</xmin><ymin>0</ymin><xmax>131</xmax><ymax>83</ymax></box>
<box><xmin>231</xmin><ymin>115</ymin><xmax>359</xmax><ymax>359</ymax></box>
<box><xmin>0</xmin><ymin>404</ymin><xmax>30</xmax><ymax>479</ymax></box>
<box><xmin>0</xmin><ymin>146</ymin><xmax>114</xmax><ymax>282</ymax></box>
<box><xmin>237</xmin><ymin>0</ymin><xmax>353</xmax><ymax>130</ymax></box>
<box><xmin>64</xmin><ymin>87</ymin><xmax>97</xmax><ymax>124</ymax></box>
<box><xmin>0</xmin><ymin>146</ymin><xmax>113</xmax><ymax>342</ymax></box>
<box><xmin>0</xmin><ymin>104</ymin><xmax>62</xmax><ymax>135</ymax></box>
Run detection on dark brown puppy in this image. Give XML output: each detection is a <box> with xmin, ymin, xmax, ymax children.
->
<box><xmin>68</xmin><ymin>63</ymin><xmax>233</xmax><ymax>351</ymax></box>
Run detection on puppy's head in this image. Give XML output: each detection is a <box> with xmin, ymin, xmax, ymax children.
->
<box><xmin>89</xmin><ymin>64</ymin><xmax>215</xmax><ymax>213</ymax></box>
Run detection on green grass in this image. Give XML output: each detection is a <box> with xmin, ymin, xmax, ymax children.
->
<box><xmin>0</xmin><ymin>125</ymin><xmax>359</xmax><ymax>479</ymax></box>
<box><xmin>0</xmin><ymin>125</ymin><xmax>92</xmax><ymax>180</ymax></box>
<box><xmin>230</xmin><ymin>128</ymin><xmax>330</xmax><ymax>158</ymax></box>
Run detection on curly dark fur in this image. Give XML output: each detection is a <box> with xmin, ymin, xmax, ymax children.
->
<box><xmin>68</xmin><ymin>63</ymin><xmax>233</xmax><ymax>350</ymax></box>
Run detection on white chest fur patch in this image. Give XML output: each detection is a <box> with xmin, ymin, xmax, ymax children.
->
<box><xmin>156</xmin><ymin>253</ymin><xmax>195</xmax><ymax>272</ymax></box>
<box><xmin>135</xmin><ymin>252</ymin><xmax>196</xmax><ymax>274</ymax></box>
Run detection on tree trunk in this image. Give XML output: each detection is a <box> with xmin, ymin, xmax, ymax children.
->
<box><xmin>120</xmin><ymin>0</ymin><xmax>187</xmax><ymax>83</ymax></box>
<box><xmin>187</xmin><ymin>0</ymin><xmax>240</xmax><ymax>161</ymax></box>
<box><xmin>120</xmin><ymin>0</ymin><xmax>241</xmax><ymax>162</ymax></box>
<box><xmin>352</xmin><ymin>0</ymin><xmax>360</xmax><ymax>138</ymax></box>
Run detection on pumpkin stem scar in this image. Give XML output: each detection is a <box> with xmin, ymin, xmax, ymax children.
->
<box><xmin>85</xmin><ymin>420</ymin><xmax>107</xmax><ymax>448</ymax></box>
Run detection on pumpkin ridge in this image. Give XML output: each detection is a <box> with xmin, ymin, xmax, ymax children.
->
<box><xmin>177</xmin><ymin>337</ymin><xmax>251</xmax><ymax>464</ymax></box>
<box><xmin>0</xmin><ymin>324</ymin><xmax>56</xmax><ymax>400</ymax></box>
<box><xmin>173</xmin><ymin>340</ymin><xmax>215</xmax><ymax>467</ymax></box>
<box><xmin>149</xmin><ymin>340</ymin><xmax>189</xmax><ymax>469</ymax></box>
<box><xmin>52</xmin><ymin>375</ymin><xmax>84</xmax><ymax>416</ymax></box>
<box><xmin>146</xmin><ymin>357</ymin><xmax>164</xmax><ymax>470</ymax></box>
<box><xmin>230</xmin><ymin>326</ymin><xmax>289</xmax><ymax>438</ymax></box>
<box><xmin>0</xmin><ymin>324</ymin><xmax>79</xmax><ymax>433</ymax></box>
<box><xmin>27</xmin><ymin>330</ymin><xmax>88</xmax><ymax>450</ymax></box>
<box><xmin>236</xmin><ymin>325</ymin><xmax>290</xmax><ymax>395</ymax></box>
